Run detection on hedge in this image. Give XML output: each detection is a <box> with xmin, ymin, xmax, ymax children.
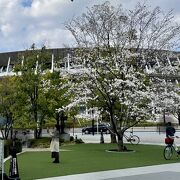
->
<box><xmin>4</xmin><ymin>139</ymin><xmax>22</xmax><ymax>158</ymax></box>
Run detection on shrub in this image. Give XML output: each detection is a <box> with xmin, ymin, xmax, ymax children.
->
<box><xmin>15</xmin><ymin>140</ymin><xmax>22</xmax><ymax>153</ymax></box>
<box><xmin>4</xmin><ymin>139</ymin><xmax>22</xmax><ymax>158</ymax></box>
<box><xmin>135</xmin><ymin>121</ymin><xmax>158</xmax><ymax>127</ymax></box>
<box><xmin>28</xmin><ymin>137</ymin><xmax>51</xmax><ymax>148</ymax></box>
<box><xmin>70</xmin><ymin>136</ymin><xmax>74</xmax><ymax>141</ymax></box>
<box><xmin>75</xmin><ymin>138</ymin><xmax>84</xmax><ymax>144</ymax></box>
<box><xmin>59</xmin><ymin>138</ymin><xmax>65</xmax><ymax>143</ymax></box>
<box><xmin>4</xmin><ymin>140</ymin><xmax>11</xmax><ymax>158</ymax></box>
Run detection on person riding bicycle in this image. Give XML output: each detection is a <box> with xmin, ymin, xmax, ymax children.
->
<box><xmin>166</xmin><ymin>122</ymin><xmax>180</xmax><ymax>154</ymax></box>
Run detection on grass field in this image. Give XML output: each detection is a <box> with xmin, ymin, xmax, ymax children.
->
<box><xmin>4</xmin><ymin>143</ymin><xmax>180</xmax><ymax>180</ymax></box>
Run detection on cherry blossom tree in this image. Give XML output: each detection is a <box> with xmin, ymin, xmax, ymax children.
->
<box><xmin>149</xmin><ymin>62</ymin><xmax>180</xmax><ymax>124</ymax></box>
<box><xmin>66</xmin><ymin>1</ymin><xmax>180</xmax><ymax>151</ymax></box>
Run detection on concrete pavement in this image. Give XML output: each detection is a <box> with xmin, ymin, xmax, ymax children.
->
<box><xmin>71</xmin><ymin>127</ymin><xmax>180</xmax><ymax>145</ymax></box>
<box><xmin>36</xmin><ymin>163</ymin><xmax>180</xmax><ymax>180</ymax></box>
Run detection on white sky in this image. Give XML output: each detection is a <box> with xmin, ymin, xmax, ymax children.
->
<box><xmin>0</xmin><ymin>0</ymin><xmax>180</xmax><ymax>53</ymax></box>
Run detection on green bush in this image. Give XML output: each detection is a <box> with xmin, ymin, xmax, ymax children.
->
<box><xmin>28</xmin><ymin>137</ymin><xmax>51</xmax><ymax>148</ymax></box>
<box><xmin>28</xmin><ymin>137</ymin><xmax>65</xmax><ymax>148</ymax></box>
<box><xmin>70</xmin><ymin>136</ymin><xmax>74</xmax><ymax>141</ymax></box>
<box><xmin>4</xmin><ymin>139</ymin><xmax>22</xmax><ymax>158</ymax></box>
<box><xmin>59</xmin><ymin>138</ymin><xmax>65</xmax><ymax>143</ymax></box>
<box><xmin>75</xmin><ymin>138</ymin><xmax>84</xmax><ymax>144</ymax></box>
<box><xmin>135</xmin><ymin>121</ymin><xmax>158</xmax><ymax>127</ymax></box>
<box><xmin>4</xmin><ymin>140</ymin><xmax>11</xmax><ymax>158</ymax></box>
<box><xmin>15</xmin><ymin>140</ymin><xmax>22</xmax><ymax>153</ymax></box>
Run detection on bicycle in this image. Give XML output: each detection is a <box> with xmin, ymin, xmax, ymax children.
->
<box><xmin>123</xmin><ymin>130</ymin><xmax>140</xmax><ymax>145</ymax></box>
<box><xmin>163</xmin><ymin>136</ymin><xmax>179</xmax><ymax>160</ymax></box>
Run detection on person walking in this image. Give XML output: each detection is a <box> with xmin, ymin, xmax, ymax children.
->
<box><xmin>166</xmin><ymin>121</ymin><xmax>180</xmax><ymax>154</ymax></box>
<box><xmin>47</xmin><ymin>125</ymin><xmax>60</xmax><ymax>163</ymax></box>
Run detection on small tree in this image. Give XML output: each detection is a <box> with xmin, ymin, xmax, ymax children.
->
<box><xmin>41</xmin><ymin>71</ymin><xmax>72</xmax><ymax>128</ymax></box>
<box><xmin>0</xmin><ymin>77</ymin><xmax>17</xmax><ymax>139</ymax></box>
<box><xmin>13</xmin><ymin>45</ymin><xmax>72</xmax><ymax>138</ymax></box>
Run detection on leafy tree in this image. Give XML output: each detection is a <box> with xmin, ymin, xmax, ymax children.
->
<box><xmin>13</xmin><ymin>46</ymin><xmax>71</xmax><ymax>138</ymax></box>
<box><xmin>0</xmin><ymin>77</ymin><xmax>16</xmax><ymax>139</ymax></box>
<box><xmin>41</xmin><ymin>71</ymin><xmax>72</xmax><ymax>127</ymax></box>
<box><xmin>66</xmin><ymin>1</ymin><xmax>180</xmax><ymax>151</ymax></box>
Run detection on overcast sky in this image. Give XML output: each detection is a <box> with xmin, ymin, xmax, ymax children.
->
<box><xmin>0</xmin><ymin>0</ymin><xmax>180</xmax><ymax>53</ymax></box>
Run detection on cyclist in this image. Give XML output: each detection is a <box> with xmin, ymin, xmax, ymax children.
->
<box><xmin>166</xmin><ymin>121</ymin><xmax>180</xmax><ymax>154</ymax></box>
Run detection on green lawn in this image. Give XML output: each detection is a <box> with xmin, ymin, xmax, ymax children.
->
<box><xmin>4</xmin><ymin>143</ymin><xmax>180</xmax><ymax>180</ymax></box>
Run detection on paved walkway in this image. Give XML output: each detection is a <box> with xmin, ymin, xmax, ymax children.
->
<box><xmin>36</xmin><ymin>163</ymin><xmax>180</xmax><ymax>180</ymax></box>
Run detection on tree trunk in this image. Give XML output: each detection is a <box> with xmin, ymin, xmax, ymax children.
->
<box><xmin>163</xmin><ymin>109</ymin><xmax>166</xmax><ymax>124</ymax></box>
<box><xmin>34</xmin><ymin>129</ymin><xmax>38</xmax><ymax>139</ymax></box>
<box><xmin>37</xmin><ymin>127</ymin><xmax>42</xmax><ymax>138</ymax></box>
<box><xmin>178</xmin><ymin>111</ymin><xmax>180</xmax><ymax>125</ymax></box>
<box><xmin>117</xmin><ymin>134</ymin><xmax>124</xmax><ymax>151</ymax></box>
<box><xmin>34</xmin><ymin>127</ymin><xmax>42</xmax><ymax>139</ymax></box>
<box><xmin>110</xmin><ymin>133</ymin><xmax>117</xmax><ymax>143</ymax></box>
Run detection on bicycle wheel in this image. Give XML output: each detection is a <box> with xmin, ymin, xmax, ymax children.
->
<box><xmin>164</xmin><ymin>145</ymin><xmax>173</xmax><ymax>160</ymax></box>
<box><xmin>129</xmin><ymin>135</ymin><xmax>140</xmax><ymax>145</ymax></box>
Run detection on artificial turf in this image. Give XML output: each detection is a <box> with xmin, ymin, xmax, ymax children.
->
<box><xmin>4</xmin><ymin>143</ymin><xmax>180</xmax><ymax>180</ymax></box>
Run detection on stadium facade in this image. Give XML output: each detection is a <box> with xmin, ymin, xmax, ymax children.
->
<box><xmin>0</xmin><ymin>48</ymin><xmax>180</xmax><ymax>123</ymax></box>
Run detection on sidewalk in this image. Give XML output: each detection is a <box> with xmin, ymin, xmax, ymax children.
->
<box><xmin>36</xmin><ymin>163</ymin><xmax>180</xmax><ymax>180</ymax></box>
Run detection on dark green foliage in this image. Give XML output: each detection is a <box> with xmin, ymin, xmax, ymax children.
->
<box><xmin>10</xmin><ymin>46</ymin><xmax>72</xmax><ymax>138</ymax></box>
<box><xmin>0</xmin><ymin>77</ymin><xmax>16</xmax><ymax>139</ymax></box>
<box><xmin>75</xmin><ymin>138</ymin><xmax>84</xmax><ymax>144</ymax></box>
<box><xmin>28</xmin><ymin>137</ymin><xmax>51</xmax><ymax>148</ymax></box>
<box><xmin>15</xmin><ymin>140</ymin><xmax>22</xmax><ymax>153</ymax></box>
<box><xmin>4</xmin><ymin>139</ymin><xmax>22</xmax><ymax>158</ymax></box>
<box><xmin>70</xmin><ymin>136</ymin><xmax>74</xmax><ymax>141</ymax></box>
<box><xmin>28</xmin><ymin>137</ymin><xmax>65</xmax><ymax>148</ymax></box>
<box><xmin>4</xmin><ymin>140</ymin><xmax>11</xmax><ymax>158</ymax></box>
